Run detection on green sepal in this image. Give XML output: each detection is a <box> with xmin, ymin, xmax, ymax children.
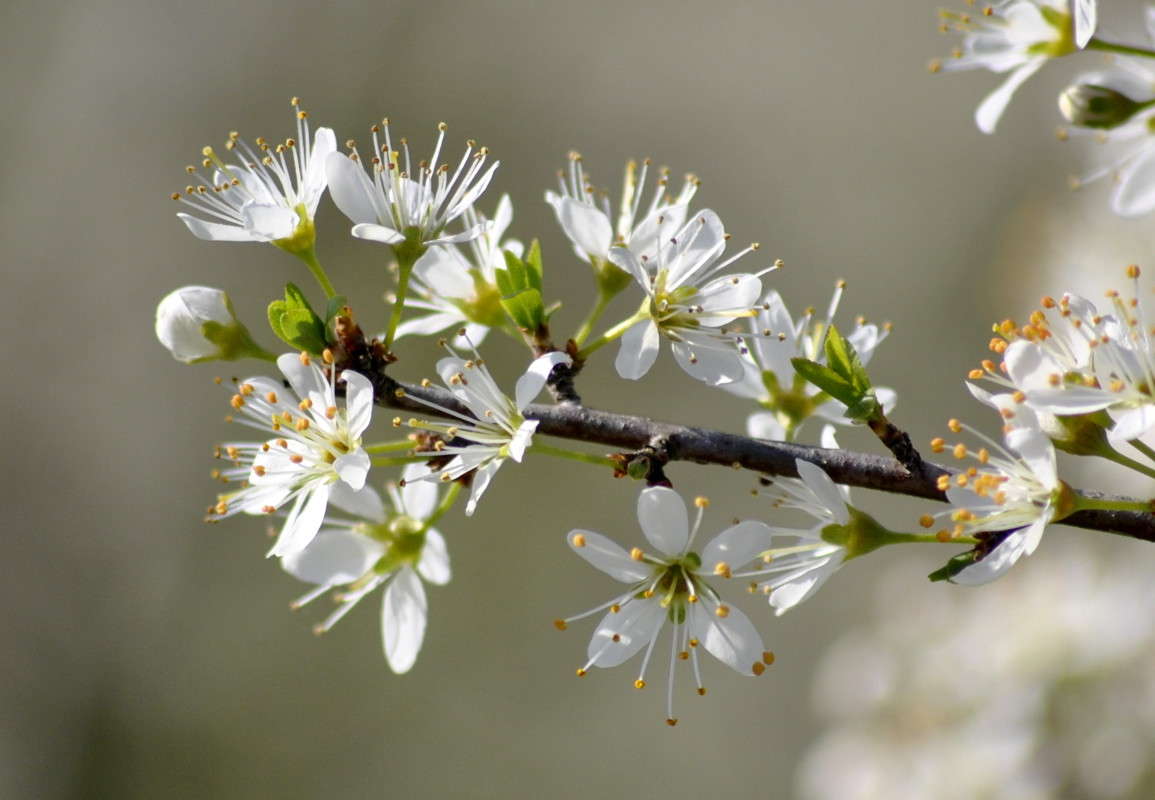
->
<box><xmin>928</xmin><ymin>550</ymin><xmax>980</xmax><ymax>582</ymax></box>
<box><xmin>501</xmin><ymin>289</ymin><xmax>547</xmax><ymax>331</ymax></box>
<box><xmin>267</xmin><ymin>283</ymin><xmax>327</xmax><ymax>354</ymax></box>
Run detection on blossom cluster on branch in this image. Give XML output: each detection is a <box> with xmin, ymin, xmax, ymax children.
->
<box><xmin>156</xmin><ymin>14</ymin><xmax>1155</xmax><ymax>721</ymax></box>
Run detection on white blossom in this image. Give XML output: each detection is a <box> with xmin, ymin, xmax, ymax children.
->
<box><xmin>1062</xmin><ymin>35</ymin><xmax>1155</xmax><ymax>217</ymax></box>
<box><xmin>209</xmin><ymin>352</ymin><xmax>374</xmax><ymax>559</ymax></box>
<box><xmin>325</xmin><ymin>120</ymin><xmax>498</xmax><ymax>248</ymax></box>
<box><xmin>935</xmin><ymin>1</ymin><xmax>1087</xmax><ymax>134</ymax></box>
<box><xmin>928</xmin><ymin>397</ymin><xmax>1066</xmax><ymax>585</ymax></box>
<box><xmin>404</xmin><ymin>347</ymin><xmax>570</xmax><ymax>516</ymax></box>
<box><xmin>173</xmin><ymin>98</ymin><xmax>336</xmax><ymax>246</ymax></box>
<box><xmin>546</xmin><ymin>153</ymin><xmax>698</xmax><ymax>267</ymax></box>
<box><xmin>974</xmin><ymin>273</ymin><xmax>1155</xmax><ymax>446</ymax></box>
<box><xmin>608</xmin><ymin>209</ymin><xmax>775</xmax><ymax>385</ymax></box>
<box><xmin>282</xmin><ymin>464</ymin><xmax>451</xmax><ymax>674</ymax></box>
<box><xmin>722</xmin><ymin>283</ymin><xmax>896</xmax><ymax>440</ymax></box>
<box><xmin>155</xmin><ymin>285</ymin><xmax>263</xmax><ymax>363</ymax></box>
<box><xmin>394</xmin><ymin>195</ymin><xmax>521</xmax><ymax>346</ymax></box>
<box><xmin>558</xmin><ymin>487</ymin><xmax>774</xmax><ymax>725</ymax></box>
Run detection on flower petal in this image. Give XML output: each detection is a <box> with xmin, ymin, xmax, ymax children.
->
<box><xmin>281</xmin><ymin>528</ymin><xmax>382</xmax><ymax>586</ymax></box>
<box><xmin>325</xmin><ymin>152</ymin><xmax>380</xmax><ymax>225</ymax></box>
<box><xmin>341</xmin><ymin>370</ymin><xmax>374</xmax><ymax>438</ymax></box>
<box><xmin>688</xmin><ymin>598</ymin><xmax>765</xmax><ymax>675</ymax></box>
<box><xmin>614</xmin><ymin>319</ymin><xmax>661</xmax><ymax>380</ymax></box>
<box><xmin>567</xmin><ymin>529</ymin><xmax>653</xmax><ymax>583</ymax></box>
<box><xmin>1107</xmin><ymin>405</ymin><xmax>1155</xmax><ymax>446</ymax></box>
<box><xmin>400</xmin><ymin>463</ymin><xmax>439</xmax><ymax>520</ymax></box>
<box><xmin>382</xmin><ymin>568</ymin><xmax>427</xmax><ymax>674</ymax></box>
<box><xmin>417</xmin><ymin>528</ymin><xmax>452</xmax><ymax>586</ymax></box>
<box><xmin>587</xmin><ymin>599</ymin><xmax>665</xmax><ymax>668</ymax></box>
<box><xmin>268</xmin><ymin>482</ymin><xmax>331</xmax><ymax>558</ymax></box>
<box><xmin>334</xmin><ymin>449</ymin><xmax>370</xmax><ymax>490</ymax></box>
<box><xmin>950</xmin><ymin>530</ymin><xmax>1029</xmax><ymax>586</ymax></box>
<box><xmin>700</xmin><ymin>521</ymin><xmax>775</xmax><ymax>574</ymax></box>
<box><xmin>549</xmin><ymin>196</ymin><xmax>612</xmax><ymax>262</ymax></box>
<box><xmin>795</xmin><ymin>460</ymin><xmax>851</xmax><ymax>525</ymax></box>
<box><xmin>177</xmin><ymin>213</ymin><xmax>256</xmax><ymax>242</ymax></box>
<box><xmin>746</xmin><ymin>411</ymin><xmax>787</xmax><ymax>441</ymax></box>
<box><xmin>328</xmin><ymin>482</ymin><xmax>386</xmax><ymax>523</ymax></box>
<box><xmin>514</xmin><ymin>351</ymin><xmax>571</xmax><ymax>411</ymax></box>
<box><xmin>464</xmin><ymin>459</ymin><xmax>502</xmax><ymax>516</ymax></box>
<box><xmin>241</xmin><ymin>203</ymin><xmax>299</xmax><ymax>241</ymax></box>
<box><xmin>352</xmin><ymin>223</ymin><xmax>406</xmax><ymax>245</ymax></box>
<box><xmin>975</xmin><ymin>57</ymin><xmax>1045</xmax><ymax>134</ymax></box>
<box><xmin>637</xmin><ymin>486</ymin><xmax>689</xmax><ymax>556</ymax></box>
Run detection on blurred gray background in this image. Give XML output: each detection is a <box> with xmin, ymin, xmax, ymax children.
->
<box><xmin>4</xmin><ymin>1</ymin><xmax>1155</xmax><ymax>798</ymax></box>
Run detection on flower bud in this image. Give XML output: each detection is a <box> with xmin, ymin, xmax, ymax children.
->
<box><xmin>155</xmin><ymin>286</ymin><xmax>268</xmax><ymax>363</ymax></box>
<box><xmin>1058</xmin><ymin>83</ymin><xmax>1145</xmax><ymax>129</ymax></box>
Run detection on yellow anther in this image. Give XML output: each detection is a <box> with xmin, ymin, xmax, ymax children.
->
<box><xmin>947</xmin><ymin>419</ymin><xmax>962</xmax><ymax>433</ymax></box>
<box><xmin>576</xmin><ymin>669</ymin><xmax>587</xmax><ymax>677</ymax></box>
<box><xmin>299</xmin><ymin>398</ymin><xmax>313</xmax><ymax>410</ymax></box>
<box><xmin>697</xmin><ymin>688</ymin><xmax>707</xmax><ymax>696</ymax></box>
<box><xmin>553</xmin><ymin>619</ymin><xmax>567</xmax><ymax>631</ymax></box>
<box><xmin>571</xmin><ymin>533</ymin><xmax>586</xmax><ymax>548</ymax></box>
<box><xmin>230</xmin><ymin>394</ymin><xmax>245</xmax><ymax>409</ymax></box>
<box><xmin>1127</xmin><ymin>264</ymin><xmax>1141</xmax><ymax>279</ymax></box>
<box><xmin>298</xmin><ymin>351</ymin><xmax>311</xmax><ymax>365</ymax></box>
<box><xmin>919</xmin><ymin>514</ymin><xmax>934</xmax><ymax>529</ymax></box>
<box><xmin>715</xmin><ymin>605</ymin><xmax>730</xmax><ymax>618</ymax></box>
<box><xmin>952</xmin><ymin>443</ymin><xmax>967</xmax><ymax>460</ymax></box>
<box><xmin>752</xmin><ymin>662</ymin><xmax>765</xmax><ymax>676</ymax></box>
<box><xmin>930</xmin><ymin>437</ymin><xmax>945</xmax><ymax>453</ymax></box>
<box><xmin>694</xmin><ymin>496</ymin><xmax>709</xmax><ymax>508</ymax></box>
<box><xmin>713</xmin><ymin>562</ymin><xmax>732</xmax><ymax>579</ymax></box>
<box><xmin>762</xmin><ymin>651</ymin><xmax>775</xmax><ymax>666</ymax></box>
<box><xmin>630</xmin><ymin>547</ymin><xmax>644</xmax><ymax>561</ymax></box>
<box><xmin>325</xmin><ymin>406</ymin><xmax>337</xmax><ymax>419</ymax></box>
<box><xmin>634</xmin><ymin>679</ymin><xmax>646</xmax><ymax>689</ymax></box>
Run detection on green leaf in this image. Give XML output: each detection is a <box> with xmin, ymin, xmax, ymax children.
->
<box><xmin>524</xmin><ymin>239</ymin><xmax>544</xmax><ymax>291</ymax></box>
<box><xmin>500</xmin><ymin>289</ymin><xmax>546</xmax><ymax>331</ymax></box>
<box><xmin>267</xmin><ymin>283</ymin><xmax>327</xmax><ymax>353</ymax></box>
<box><xmin>791</xmin><ymin>358</ymin><xmax>858</xmax><ymax>407</ymax></box>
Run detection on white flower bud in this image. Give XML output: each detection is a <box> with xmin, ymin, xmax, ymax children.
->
<box><xmin>155</xmin><ymin>286</ymin><xmax>261</xmax><ymax>363</ymax></box>
<box><xmin>1058</xmin><ymin>83</ymin><xmax>1144</xmax><ymax>130</ymax></box>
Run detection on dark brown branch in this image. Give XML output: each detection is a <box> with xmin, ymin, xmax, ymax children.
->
<box><xmin>369</xmin><ymin>372</ymin><xmax>1155</xmax><ymax>544</ymax></box>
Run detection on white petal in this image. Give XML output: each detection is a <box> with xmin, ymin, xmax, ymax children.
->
<box><xmin>700</xmin><ymin>521</ymin><xmax>775</xmax><ymax>573</ymax></box>
<box><xmin>688</xmin><ymin>599</ymin><xmax>764</xmax><ymax>675</ymax></box>
<box><xmin>277</xmin><ymin>353</ymin><xmax>331</xmax><ymax>411</ymax></box>
<box><xmin>300</xmin><ymin>127</ymin><xmax>337</xmax><ymax>212</ymax></box>
<box><xmin>269</xmin><ymin>482</ymin><xmax>332</xmax><ymax>557</ymax></box>
<box><xmin>334</xmin><ymin>449</ymin><xmax>370</xmax><ymax>490</ymax></box>
<box><xmin>427</xmin><ymin>221</ymin><xmax>491</xmax><ymax>246</ymax></box>
<box><xmin>508</xmin><ymin>420</ymin><xmax>538</xmax><ymax>463</ymax></box>
<box><xmin>1074</xmin><ymin>0</ymin><xmax>1097</xmax><ymax>49</ymax></box>
<box><xmin>614</xmin><ymin>319</ymin><xmax>661</xmax><ymax>380</ymax></box>
<box><xmin>342</xmin><ymin>370</ymin><xmax>374</xmax><ymax>438</ymax></box>
<box><xmin>352</xmin><ymin>223</ymin><xmax>406</xmax><ymax>244</ymax></box>
<box><xmin>975</xmin><ymin>58</ymin><xmax>1045</xmax><ymax>134</ymax></box>
<box><xmin>693</xmin><ymin>274</ymin><xmax>762</xmax><ymax>326</ymax></box>
<box><xmin>382</xmin><ymin>568</ymin><xmax>427</xmax><ymax>674</ymax></box>
<box><xmin>669</xmin><ymin>339</ymin><xmax>744</xmax><ymax>386</ymax></box>
<box><xmin>607</xmin><ymin>246</ymin><xmax>652</xmax><ymax>289</ymax></box>
<box><xmin>394</xmin><ymin>311</ymin><xmax>464</xmax><ymax>339</ymax></box>
<box><xmin>587</xmin><ymin>599</ymin><xmax>665</xmax><ymax>668</ymax></box>
<box><xmin>795</xmin><ymin>460</ymin><xmax>851</xmax><ymax>525</ymax></box>
<box><xmin>637</xmin><ymin>486</ymin><xmax>689</xmax><ymax>556</ymax></box>
<box><xmin>413</xmin><ymin>246</ymin><xmax>474</xmax><ymax>300</ymax></box>
<box><xmin>325</xmin><ymin>152</ymin><xmax>380</xmax><ymax>225</ymax></box>
<box><xmin>177</xmin><ymin>213</ymin><xmax>256</xmax><ymax>242</ymax></box>
<box><xmin>746</xmin><ymin>411</ymin><xmax>787</xmax><ymax>441</ymax></box>
<box><xmin>464</xmin><ymin>459</ymin><xmax>502</xmax><ymax>516</ymax></box>
<box><xmin>1005</xmin><ymin>428</ymin><xmax>1058</xmax><ymax>490</ymax></box>
<box><xmin>550</xmin><ymin>196</ymin><xmax>612</xmax><ymax>262</ymax></box>
<box><xmin>950</xmin><ymin>530</ymin><xmax>1029</xmax><ymax>586</ymax></box>
<box><xmin>1021</xmin><ymin>512</ymin><xmax>1050</xmax><ymax>556</ymax></box>
<box><xmin>514</xmin><ymin>351</ymin><xmax>572</xmax><ymax>410</ymax></box>
<box><xmin>567</xmin><ymin>529</ymin><xmax>652</xmax><ymax>583</ymax></box>
<box><xmin>328</xmin><ymin>482</ymin><xmax>386</xmax><ymax>523</ymax></box>
<box><xmin>417</xmin><ymin>528</ymin><xmax>452</xmax><ymax>586</ymax></box>
<box><xmin>281</xmin><ymin>529</ymin><xmax>382</xmax><ymax>585</ymax></box>
<box><xmin>400</xmin><ymin>463</ymin><xmax>439</xmax><ymax>520</ymax></box>
<box><xmin>1107</xmin><ymin>405</ymin><xmax>1155</xmax><ymax>445</ymax></box>
<box><xmin>767</xmin><ymin>551</ymin><xmax>843</xmax><ymax>615</ymax></box>
<box><xmin>241</xmin><ymin>203</ymin><xmax>299</xmax><ymax>241</ymax></box>
<box><xmin>1113</xmin><ymin>145</ymin><xmax>1155</xmax><ymax>217</ymax></box>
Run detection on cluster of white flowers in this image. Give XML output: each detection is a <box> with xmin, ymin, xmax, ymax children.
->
<box><xmin>155</xmin><ymin>95</ymin><xmax>1150</xmax><ymax>727</ymax></box>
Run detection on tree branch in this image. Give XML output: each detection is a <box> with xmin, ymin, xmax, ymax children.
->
<box><xmin>369</xmin><ymin>371</ymin><xmax>1155</xmax><ymax>544</ymax></box>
